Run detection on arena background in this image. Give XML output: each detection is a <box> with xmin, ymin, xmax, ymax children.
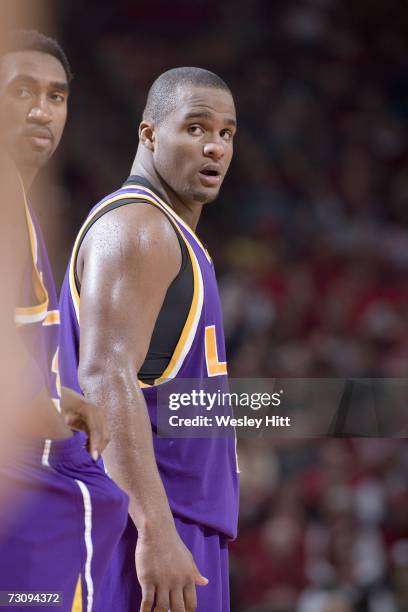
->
<box><xmin>20</xmin><ymin>1</ymin><xmax>408</xmax><ymax>610</ymax></box>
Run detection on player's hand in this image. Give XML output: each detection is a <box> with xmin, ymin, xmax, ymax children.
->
<box><xmin>135</xmin><ymin>524</ymin><xmax>208</xmax><ymax>612</ymax></box>
<box><xmin>60</xmin><ymin>386</ymin><xmax>109</xmax><ymax>460</ymax></box>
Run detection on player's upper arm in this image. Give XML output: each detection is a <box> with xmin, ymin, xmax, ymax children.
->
<box><xmin>0</xmin><ymin>156</ymin><xmax>30</xmax><ymax>314</ymax></box>
<box><xmin>0</xmin><ymin>156</ymin><xmax>46</xmax><ymax>408</ymax></box>
<box><xmin>78</xmin><ymin>202</ymin><xmax>182</xmax><ymax>379</ymax></box>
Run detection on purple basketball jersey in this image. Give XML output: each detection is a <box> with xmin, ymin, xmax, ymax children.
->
<box><xmin>59</xmin><ymin>182</ymin><xmax>239</xmax><ymax>539</ymax></box>
<box><xmin>14</xmin><ymin>197</ymin><xmax>61</xmax><ymax>404</ymax></box>
<box><xmin>1</xmin><ymin>188</ymin><xmax>129</xmax><ymax>611</ymax></box>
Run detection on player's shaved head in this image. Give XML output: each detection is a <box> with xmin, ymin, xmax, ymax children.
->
<box><xmin>143</xmin><ymin>67</ymin><xmax>231</xmax><ymax>125</ymax></box>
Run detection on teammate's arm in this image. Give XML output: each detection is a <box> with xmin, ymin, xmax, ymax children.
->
<box><xmin>0</xmin><ymin>155</ymin><xmax>47</xmax><ymax>423</ymax></box>
<box><xmin>77</xmin><ymin>203</ymin><xmax>207</xmax><ymax>612</ymax></box>
<box><xmin>0</xmin><ymin>155</ymin><xmax>108</xmax><ymax>454</ymax></box>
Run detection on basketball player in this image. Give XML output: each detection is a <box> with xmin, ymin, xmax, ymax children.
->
<box><xmin>59</xmin><ymin>68</ymin><xmax>239</xmax><ymax>611</ymax></box>
<box><xmin>0</xmin><ymin>30</ymin><xmax>128</xmax><ymax>610</ymax></box>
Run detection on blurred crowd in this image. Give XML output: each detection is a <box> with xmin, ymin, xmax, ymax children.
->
<box><xmin>231</xmin><ymin>439</ymin><xmax>408</xmax><ymax>612</ymax></box>
<box><xmin>51</xmin><ymin>0</ymin><xmax>408</xmax><ymax>379</ymax></box>
<box><xmin>216</xmin><ymin>0</ymin><xmax>408</xmax><ymax>380</ymax></box>
<box><xmin>39</xmin><ymin>1</ymin><xmax>408</xmax><ymax>610</ymax></box>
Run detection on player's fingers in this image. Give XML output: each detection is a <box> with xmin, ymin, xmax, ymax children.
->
<box><xmin>66</xmin><ymin>415</ymin><xmax>89</xmax><ymax>438</ymax></box>
<box><xmin>87</xmin><ymin>404</ymin><xmax>109</xmax><ymax>459</ymax></box>
<box><xmin>139</xmin><ymin>582</ymin><xmax>155</xmax><ymax>612</ymax></box>
<box><xmin>153</xmin><ymin>586</ymin><xmax>170</xmax><ymax>611</ymax></box>
<box><xmin>62</xmin><ymin>401</ymin><xmax>93</xmax><ymax>438</ymax></box>
<box><xmin>95</xmin><ymin>404</ymin><xmax>110</xmax><ymax>448</ymax></box>
<box><xmin>88</xmin><ymin>429</ymin><xmax>102</xmax><ymax>461</ymax></box>
<box><xmin>101</xmin><ymin>413</ymin><xmax>110</xmax><ymax>448</ymax></box>
<box><xmin>85</xmin><ymin>411</ymin><xmax>102</xmax><ymax>460</ymax></box>
<box><xmin>183</xmin><ymin>583</ymin><xmax>197</xmax><ymax>612</ymax></box>
<box><xmin>193</xmin><ymin>564</ymin><xmax>208</xmax><ymax>586</ymax></box>
<box><xmin>170</xmin><ymin>588</ymin><xmax>186</xmax><ymax>612</ymax></box>
<box><xmin>62</xmin><ymin>410</ymin><xmax>78</xmax><ymax>428</ymax></box>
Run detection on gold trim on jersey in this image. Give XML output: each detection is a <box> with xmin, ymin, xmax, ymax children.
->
<box><xmin>14</xmin><ymin>177</ymin><xmax>49</xmax><ymax>326</ymax></box>
<box><xmin>69</xmin><ymin>186</ymin><xmax>205</xmax><ymax>386</ymax></box>
<box><xmin>44</xmin><ymin>309</ymin><xmax>60</xmax><ymax>326</ymax></box>
<box><xmin>71</xmin><ymin>574</ymin><xmax>82</xmax><ymax>612</ymax></box>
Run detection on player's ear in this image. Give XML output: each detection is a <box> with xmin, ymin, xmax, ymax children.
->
<box><xmin>139</xmin><ymin>121</ymin><xmax>155</xmax><ymax>151</ymax></box>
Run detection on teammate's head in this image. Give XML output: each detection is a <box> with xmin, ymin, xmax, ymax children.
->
<box><xmin>140</xmin><ymin>67</ymin><xmax>236</xmax><ymax>205</ymax></box>
<box><xmin>0</xmin><ymin>30</ymin><xmax>71</xmax><ymax>174</ymax></box>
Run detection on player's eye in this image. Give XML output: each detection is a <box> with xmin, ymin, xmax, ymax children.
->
<box><xmin>220</xmin><ymin>129</ymin><xmax>233</xmax><ymax>141</ymax></box>
<box><xmin>13</xmin><ymin>86</ymin><xmax>31</xmax><ymax>99</ymax></box>
<box><xmin>49</xmin><ymin>92</ymin><xmax>66</xmax><ymax>103</ymax></box>
<box><xmin>188</xmin><ymin>125</ymin><xmax>204</xmax><ymax>136</ymax></box>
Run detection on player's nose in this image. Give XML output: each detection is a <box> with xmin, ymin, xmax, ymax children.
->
<box><xmin>27</xmin><ymin>97</ymin><xmax>52</xmax><ymax>124</ymax></box>
<box><xmin>203</xmin><ymin>141</ymin><xmax>224</xmax><ymax>160</ymax></box>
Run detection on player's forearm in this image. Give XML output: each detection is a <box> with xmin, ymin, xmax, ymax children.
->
<box><xmin>79</xmin><ymin>367</ymin><xmax>175</xmax><ymax>533</ymax></box>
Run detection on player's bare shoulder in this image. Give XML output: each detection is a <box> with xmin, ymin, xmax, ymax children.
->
<box><xmin>77</xmin><ymin>200</ymin><xmax>181</xmax><ymax>286</ymax></box>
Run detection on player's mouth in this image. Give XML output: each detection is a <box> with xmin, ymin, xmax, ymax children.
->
<box><xmin>24</xmin><ymin>128</ymin><xmax>53</xmax><ymax>150</ymax></box>
<box><xmin>198</xmin><ymin>164</ymin><xmax>222</xmax><ymax>188</ymax></box>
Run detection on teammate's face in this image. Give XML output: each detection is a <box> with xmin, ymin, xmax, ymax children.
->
<box><xmin>153</xmin><ymin>86</ymin><xmax>236</xmax><ymax>205</ymax></box>
<box><xmin>0</xmin><ymin>50</ymin><xmax>68</xmax><ymax>171</ymax></box>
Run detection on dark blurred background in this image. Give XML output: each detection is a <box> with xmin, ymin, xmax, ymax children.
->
<box><xmin>24</xmin><ymin>1</ymin><xmax>408</xmax><ymax>610</ymax></box>
<box><xmin>54</xmin><ymin>0</ymin><xmax>408</xmax><ymax>381</ymax></box>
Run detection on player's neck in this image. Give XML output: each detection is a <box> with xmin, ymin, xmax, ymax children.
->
<box><xmin>130</xmin><ymin>160</ymin><xmax>203</xmax><ymax>231</ymax></box>
<box><xmin>18</xmin><ymin>166</ymin><xmax>38</xmax><ymax>193</ymax></box>
<box><xmin>170</xmin><ymin>199</ymin><xmax>202</xmax><ymax>233</ymax></box>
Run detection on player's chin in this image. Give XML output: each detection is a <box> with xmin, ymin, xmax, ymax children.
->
<box><xmin>192</xmin><ymin>187</ymin><xmax>221</xmax><ymax>205</ymax></box>
<box><xmin>22</xmin><ymin>148</ymin><xmax>53</xmax><ymax>169</ymax></box>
